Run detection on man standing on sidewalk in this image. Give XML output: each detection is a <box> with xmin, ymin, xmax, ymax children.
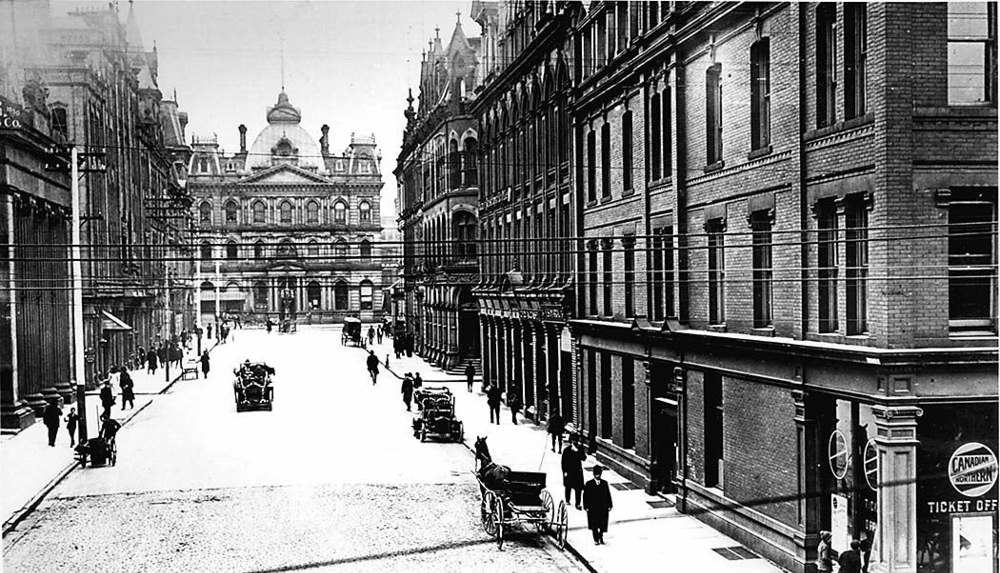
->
<box><xmin>65</xmin><ymin>407</ymin><xmax>79</xmax><ymax>447</ymax></box>
<box><xmin>583</xmin><ymin>465</ymin><xmax>613</xmax><ymax>545</ymax></box>
<box><xmin>465</xmin><ymin>363</ymin><xmax>475</xmax><ymax>393</ymax></box>
<box><xmin>146</xmin><ymin>346</ymin><xmax>158</xmax><ymax>375</ymax></box>
<box><xmin>201</xmin><ymin>350</ymin><xmax>211</xmax><ymax>379</ymax></box>
<box><xmin>562</xmin><ymin>439</ymin><xmax>585</xmax><ymax>508</ymax></box>
<box><xmin>120</xmin><ymin>367</ymin><xmax>135</xmax><ymax>410</ymax></box>
<box><xmin>401</xmin><ymin>374</ymin><xmax>413</xmax><ymax>411</ymax></box>
<box><xmin>487</xmin><ymin>384</ymin><xmax>502</xmax><ymax>424</ymax></box>
<box><xmin>366</xmin><ymin>350</ymin><xmax>380</xmax><ymax>385</ymax></box>
<box><xmin>43</xmin><ymin>398</ymin><xmax>62</xmax><ymax>447</ymax></box>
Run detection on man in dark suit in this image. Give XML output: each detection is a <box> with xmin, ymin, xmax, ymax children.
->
<box><xmin>582</xmin><ymin>465</ymin><xmax>613</xmax><ymax>544</ymax></box>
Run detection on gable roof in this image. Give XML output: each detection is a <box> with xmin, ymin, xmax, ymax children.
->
<box><xmin>237</xmin><ymin>162</ymin><xmax>331</xmax><ymax>185</ymax></box>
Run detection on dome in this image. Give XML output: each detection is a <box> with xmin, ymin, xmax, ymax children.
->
<box><xmin>246</xmin><ymin>91</ymin><xmax>322</xmax><ymax>170</ymax></box>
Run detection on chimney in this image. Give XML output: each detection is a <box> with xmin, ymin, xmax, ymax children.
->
<box><xmin>178</xmin><ymin>112</ymin><xmax>188</xmax><ymax>139</ymax></box>
<box><xmin>320</xmin><ymin>124</ymin><xmax>330</xmax><ymax>155</ymax></box>
<box><xmin>238</xmin><ymin>124</ymin><xmax>247</xmax><ymax>153</ymax></box>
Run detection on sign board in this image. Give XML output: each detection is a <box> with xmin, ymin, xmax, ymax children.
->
<box><xmin>828</xmin><ymin>430</ymin><xmax>849</xmax><ymax>480</ymax></box>
<box><xmin>831</xmin><ymin>494</ymin><xmax>849</xmax><ymax>553</ymax></box>
<box><xmin>864</xmin><ymin>438</ymin><xmax>879</xmax><ymax>491</ymax></box>
<box><xmin>78</xmin><ymin>153</ymin><xmax>107</xmax><ymax>173</ymax></box>
<box><xmin>949</xmin><ymin>442</ymin><xmax>998</xmax><ymax>498</ymax></box>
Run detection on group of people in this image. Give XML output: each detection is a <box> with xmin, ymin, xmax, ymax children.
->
<box><xmin>484</xmin><ymin>384</ymin><xmax>523</xmax><ymax>424</ymax></box>
<box><xmin>398</xmin><ymin>372</ymin><xmax>424</xmax><ymax>411</ymax></box>
<box><xmin>366</xmin><ymin>325</ymin><xmax>385</xmax><ymax>346</ymax></box>
<box><xmin>392</xmin><ymin>331</ymin><xmax>414</xmax><ymax>360</ymax></box>
<box><xmin>817</xmin><ymin>531</ymin><xmax>870</xmax><ymax>573</ymax></box>
<box><xmin>137</xmin><ymin>340</ymin><xmax>183</xmax><ymax>375</ymax></box>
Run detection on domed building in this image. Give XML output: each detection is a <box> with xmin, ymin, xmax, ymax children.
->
<box><xmin>188</xmin><ymin>91</ymin><xmax>388</xmax><ymax>326</ymax></box>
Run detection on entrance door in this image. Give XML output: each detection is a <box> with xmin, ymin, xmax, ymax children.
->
<box><xmin>652</xmin><ymin>398</ymin><xmax>678</xmax><ymax>493</ymax></box>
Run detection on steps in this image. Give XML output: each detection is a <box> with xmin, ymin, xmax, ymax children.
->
<box><xmin>446</xmin><ymin>357</ymin><xmax>482</xmax><ymax>377</ymax></box>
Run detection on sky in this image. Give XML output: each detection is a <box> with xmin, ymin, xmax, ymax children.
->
<box><xmin>52</xmin><ymin>0</ymin><xmax>480</xmax><ymax>219</ymax></box>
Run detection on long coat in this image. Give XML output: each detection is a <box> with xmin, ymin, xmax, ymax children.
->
<box><xmin>200</xmin><ymin>353</ymin><xmax>211</xmax><ymax>374</ymax></box>
<box><xmin>582</xmin><ymin>478</ymin><xmax>613</xmax><ymax>531</ymax></box>
<box><xmin>43</xmin><ymin>403</ymin><xmax>62</xmax><ymax>429</ymax></box>
<box><xmin>147</xmin><ymin>350</ymin><xmax>159</xmax><ymax>369</ymax></box>
<box><xmin>401</xmin><ymin>377</ymin><xmax>413</xmax><ymax>402</ymax></box>
<box><xmin>561</xmin><ymin>446</ymin><xmax>586</xmax><ymax>488</ymax></box>
<box><xmin>120</xmin><ymin>371</ymin><xmax>135</xmax><ymax>402</ymax></box>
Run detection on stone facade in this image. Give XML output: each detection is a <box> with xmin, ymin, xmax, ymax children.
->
<box><xmin>188</xmin><ymin>92</ymin><xmax>385</xmax><ymax>326</ymax></box>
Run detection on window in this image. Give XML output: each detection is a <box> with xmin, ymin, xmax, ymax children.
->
<box><xmin>277</xmin><ymin>239</ymin><xmax>297</xmax><ymax>258</ymax></box>
<box><xmin>50</xmin><ymin>107</ymin><xmax>67</xmax><ymax>136</ymax></box>
<box><xmin>707</xmin><ymin>219</ymin><xmax>725</xmax><ymax>325</ymax></box>
<box><xmin>588</xmin><ymin>241</ymin><xmax>599</xmax><ymax>315</ymax></box>
<box><xmin>650</xmin><ymin>93</ymin><xmax>661</xmax><ymax>180</ymax></box>
<box><xmin>601</xmin><ymin>122</ymin><xmax>611</xmax><ymax>198</ymax></box>
<box><xmin>816</xmin><ymin>4</ymin><xmax>838</xmax><ymax>127</ymax></box>
<box><xmin>586</xmin><ymin>351</ymin><xmax>597</xmax><ymax>435</ymax></box>
<box><xmin>449</xmin><ymin>139</ymin><xmax>462</xmax><ymax>189</ymax></box>
<box><xmin>621</xmin><ymin>356</ymin><xmax>635</xmax><ymax>449</ymax></box>
<box><xmin>224</xmin><ymin>201</ymin><xmax>238</xmax><ymax>224</ymax></box>
<box><xmin>751</xmin><ymin>211</ymin><xmax>773</xmax><ymax>328</ymax></box>
<box><xmin>307</xmin><ymin>240</ymin><xmax>320</xmax><ymax>258</ymax></box>
<box><xmin>845</xmin><ymin>4</ymin><xmax>867</xmax><ymax>118</ymax></box>
<box><xmin>464</xmin><ymin>138</ymin><xmax>478</xmax><ymax>186</ymax></box>
<box><xmin>662</xmin><ymin>87</ymin><xmax>672</xmax><ymax>175</ymax></box>
<box><xmin>622</xmin><ymin>110</ymin><xmax>633</xmax><ymax>192</ymax></box>
<box><xmin>623</xmin><ymin>236</ymin><xmax>635</xmax><ymax>318</ymax></box>
<box><xmin>252</xmin><ymin>201</ymin><xmax>266</xmax><ymax>224</ymax></box>
<box><xmin>359</xmin><ymin>279</ymin><xmax>374</xmax><ymax>310</ymax></box>
<box><xmin>616</xmin><ymin>2</ymin><xmax>628</xmax><ymax>53</ymax></box>
<box><xmin>358</xmin><ymin>201</ymin><xmax>371</xmax><ymax>223</ymax></box>
<box><xmin>454</xmin><ymin>211</ymin><xmax>478</xmax><ymax>259</ymax></box>
<box><xmin>664</xmin><ymin>228</ymin><xmax>675</xmax><ymax>318</ymax></box>
<box><xmin>816</xmin><ymin>200</ymin><xmax>838</xmax><ymax>332</ymax></box>
<box><xmin>948</xmin><ymin>3</ymin><xmax>997</xmax><ymax>105</ymax></box>
<box><xmin>706</xmin><ymin>65</ymin><xmax>723</xmax><ymax>165</ymax></box>
<box><xmin>334</xmin><ymin>239</ymin><xmax>347</xmax><ymax>258</ymax></box>
<box><xmin>200</xmin><ymin>241</ymin><xmax>212</xmax><ymax>260</ymax></box>
<box><xmin>846</xmin><ymin>195</ymin><xmax>869</xmax><ymax>335</ymax></box>
<box><xmin>199</xmin><ymin>202</ymin><xmax>211</xmax><ymax>224</ymax></box>
<box><xmin>280</xmin><ymin>201</ymin><xmax>293</xmax><ymax>224</ymax></box>
<box><xmin>602</xmin><ymin>239</ymin><xmax>613</xmax><ymax>316</ymax></box>
<box><xmin>307</xmin><ymin>281</ymin><xmax>321</xmax><ymax>309</ymax></box>
<box><xmin>254</xmin><ymin>282</ymin><xmax>268</xmax><ymax>311</ymax></box>
<box><xmin>254</xmin><ymin>240</ymin><xmax>265</xmax><ymax>260</ymax></box>
<box><xmin>587</xmin><ymin>129</ymin><xmax>597</xmax><ymax>203</ymax></box>
<box><xmin>334</xmin><ymin>280</ymin><xmax>349</xmax><ymax>310</ymax></box>
<box><xmin>226</xmin><ymin>241</ymin><xmax>238</xmax><ymax>260</ymax></box>
<box><xmin>583</xmin><ymin>24</ymin><xmax>593</xmax><ymax>78</ymax></box>
<box><xmin>334</xmin><ymin>201</ymin><xmax>347</xmax><ymax>223</ymax></box>
<box><xmin>306</xmin><ymin>201</ymin><xmax>320</xmax><ymax>225</ymax></box>
<box><xmin>949</xmin><ymin>189</ymin><xmax>997</xmax><ymax>332</ymax></box>
<box><xmin>600</xmin><ymin>353</ymin><xmax>612</xmax><ymax>439</ymax></box>
<box><xmin>597</xmin><ymin>9</ymin><xmax>607</xmax><ymax>65</ymax></box>
<box><xmin>751</xmin><ymin>38</ymin><xmax>771</xmax><ymax>150</ymax></box>
<box><xmin>360</xmin><ymin>239</ymin><xmax>372</xmax><ymax>261</ymax></box>
<box><xmin>704</xmin><ymin>372</ymin><xmax>724</xmax><ymax>489</ymax></box>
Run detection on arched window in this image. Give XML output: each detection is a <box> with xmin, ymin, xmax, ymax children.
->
<box><xmin>334</xmin><ymin>280</ymin><xmax>349</xmax><ymax>310</ymax></box>
<box><xmin>200</xmin><ymin>280</ymin><xmax>214</xmax><ymax>293</ymax></box>
<box><xmin>277</xmin><ymin>238</ymin><xmax>297</xmax><ymax>258</ymax></box>
<box><xmin>199</xmin><ymin>201</ymin><xmax>212</xmax><ymax>224</ymax></box>
<box><xmin>254</xmin><ymin>240</ymin><xmax>265</xmax><ymax>260</ymax></box>
<box><xmin>449</xmin><ymin>139</ymin><xmax>462</xmax><ymax>189</ymax></box>
<box><xmin>224</xmin><ymin>200</ymin><xmax>238</xmax><ymax>224</ymax></box>
<box><xmin>307</xmin><ymin>240</ymin><xmax>320</xmax><ymax>258</ymax></box>
<box><xmin>359</xmin><ymin>239</ymin><xmax>372</xmax><ymax>261</ymax></box>
<box><xmin>200</xmin><ymin>241</ymin><xmax>212</xmax><ymax>260</ymax></box>
<box><xmin>334</xmin><ymin>239</ymin><xmax>348</xmax><ymax>258</ymax></box>
<box><xmin>358</xmin><ymin>201</ymin><xmax>371</xmax><ymax>223</ymax></box>
<box><xmin>254</xmin><ymin>281</ymin><xmax>268</xmax><ymax>310</ymax></box>
<box><xmin>225</xmin><ymin>281</ymin><xmax>240</xmax><ymax>292</ymax></box>
<box><xmin>252</xmin><ymin>201</ymin><xmax>266</xmax><ymax>224</ymax></box>
<box><xmin>359</xmin><ymin>279</ymin><xmax>374</xmax><ymax>310</ymax></box>
<box><xmin>454</xmin><ymin>211</ymin><xmax>478</xmax><ymax>259</ymax></box>
<box><xmin>464</xmin><ymin>137</ymin><xmax>478</xmax><ymax>186</ymax></box>
<box><xmin>226</xmin><ymin>240</ymin><xmax>238</xmax><ymax>260</ymax></box>
<box><xmin>334</xmin><ymin>201</ymin><xmax>347</xmax><ymax>224</ymax></box>
<box><xmin>307</xmin><ymin>280</ymin><xmax>322</xmax><ymax>309</ymax></box>
<box><xmin>306</xmin><ymin>201</ymin><xmax>320</xmax><ymax>225</ymax></box>
<box><xmin>280</xmin><ymin>201</ymin><xmax>293</xmax><ymax>224</ymax></box>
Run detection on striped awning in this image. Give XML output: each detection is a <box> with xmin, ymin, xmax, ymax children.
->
<box><xmin>100</xmin><ymin>309</ymin><xmax>132</xmax><ymax>331</ymax></box>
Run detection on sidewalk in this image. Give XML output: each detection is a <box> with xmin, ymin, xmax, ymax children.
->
<box><xmin>370</xmin><ymin>337</ymin><xmax>785</xmax><ymax>573</ymax></box>
<box><xmin>0</xmin><ymin>343</ymin><xmax>212</xmax><ymax>537</ymax></box>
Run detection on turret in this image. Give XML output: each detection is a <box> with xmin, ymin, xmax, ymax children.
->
<box><xmin>238</xmin><ymin>124</ymin><xmax>247</xmax><ymax>153</ymax></box>
<box><xmin>320</xmin><ymin>124</ymin><xmax>330</xmax><ymax>155</ymax></box>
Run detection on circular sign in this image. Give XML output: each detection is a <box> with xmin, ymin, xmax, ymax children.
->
<box><xmin>828</xmin><ymin>430</ymin><xmax>849</xmax><ymax>479</ymax></box>
<box><xmin>863</xmin><ymin>439</ymin><xmax>879</xmax><ymax>491</ymax></box>
<box><xmin>949</xmin><ymin>442</ymin><xmax>998</xmax><ymax>498</ymax></box>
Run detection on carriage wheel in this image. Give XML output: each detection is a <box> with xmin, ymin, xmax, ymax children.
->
<box><xmin>420</xmin><ymin>427</ymin><xmax>427</xmax><ymax>443</ymax></box>
<box><xmin>455</xmin><ymin>422</ymin><xmax>464</xmax><ymax>443</ymax></box>
<box><xmin>481</xmin><ymin>491</ymin><xmax>499</xmax><ymax>537</ymax></box>
<box><xmin>554</xmin><ymin>501</ymin><xmax>569</xmax><ymax>549</ymax></box>
<box><xmin>110</xmin><ymin>440</ymin><xmax>118</xmax><ymax>467</ymax></box>
<box><xmin>538</xmin><ymin>490</ymin><xmax>554</xmax><ymax>533</ymax></box>
<box><xmin>493</xmin><ymin>495</ymin><xmax>505</xmax><ymax>550</ymax></box>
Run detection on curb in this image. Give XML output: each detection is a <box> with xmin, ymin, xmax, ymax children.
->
<box><xmin>1</xmin><ymin>399</ymin><xmax>153</xmax><ymax>538</ymax></box>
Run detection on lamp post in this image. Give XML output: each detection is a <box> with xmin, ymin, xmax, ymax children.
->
<box><xmin>70</xmin><ymin>146</ymin><xmax>88</xmax><ymax>441</ymax></box>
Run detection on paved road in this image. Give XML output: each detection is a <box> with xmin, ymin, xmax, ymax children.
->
<box><xmin>3</xmin><ymin>327</ymin><xmax>583</xmax><ymax>573</ymax></box>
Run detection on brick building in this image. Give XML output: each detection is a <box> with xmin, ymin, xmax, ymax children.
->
<box><xmin>471</xmin><ymin>0</ymin><xmax>582</xmax><ymax>423</ymax></box>
<box><xmin>395</xmin><ymin>19</ymin><xmax>482</xmax><ymax>371</ymax></box>
<box><xmin>188</xmin><ymin>92</ymin><xmax>385</xmax><ymax>326</ymax></box>
<box><xmin>568</xmin><ymin>3</ymin><xmax>997</xmax><ymax>573</ymax></box>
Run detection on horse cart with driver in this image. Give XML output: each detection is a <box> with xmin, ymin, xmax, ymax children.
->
<box><xmin>234</xmin><ymin>361</ymin><xmax>275</xmax><ymax>412</ymax></box>
<box><xmin>411</xmin><ymin>387</ymin><xmax>463</xmax><ymax>442</ymax></box>
<box><xmin>342</xmin><ymin>317</ymin><xmax>363</xmax><ymax>347</ymax></box>
<box><xmin>473</xmin><ymin>437</ymin><xmax>569</xmax><ymax>549</ymax></box>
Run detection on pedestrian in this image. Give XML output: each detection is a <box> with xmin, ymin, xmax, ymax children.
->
<box><xmin>487</xmin><ymin>384</ymin><xmax>502</xmax><ymax>424</ymax></box>
<box><xmin>120</xmin><ymin>367</ymin><xmax>135</xmax><ymax>410</ymax></box>
<box><xmin>547</xmin><ymin>411</ymin><xmax>565</xmax><ymax>452</ymax></box>
<box><xmin>65</xmin><ymin>407</ymin><xmax>79</xmax><ymax>447</ymax></box>
<box><xmin>99</xmin><ymin>380</ymin><xmax>116</xmax><ymax>420</ymax></box>
<box><xmin>157</xmin><ymin>343</ymin><xmax>168</xmax><ymax>370</ymax></box>
<box><xmin>366</xmin><ymin>350</ymin><xmax>380</xmax><ymax>385</ymax></box>
<box><xmin>839</xmin><ymin>540</ymin><xmax>863</xmax><ymax>573</ymax></box>
<box><xmin>99</xmin><ymin>413</ymin><xmax>121</xmax><ymax>440</ymax></box>
<box><xmin>393</xmin><ymin>337</ymin><xmax>402</xmax><ymax>360</ymax></box>
<box><xmin>108</xmin><ymin>365</ymin><xmax>121</xmax><ymax>392</ymax></box>
<box><xmin>582</xmin><ymin>465</ymin><xmax>613</xmax><ymax>545</ymax></box>
<box><xmin>146</xmin><ymin>347</ymin><xmax>158</xmax><ymax>375</ymax></box>
<box><xmin>137</xmin><ymin>344</ymin><xmax>146</xmax><ymax>370</ymax></box>
<box><xmin>817</xmin><ymin>531</ymin><xmax>837</xmax><ymax>572</ymax></box>
<box><xmin>367</xmin><ymin>326</ymin><xmax>375</xmax><ymax>346</ymax></box>
<box><xmin>376</xmin><ymin>326</ymin><xmax>383</xmax><ymax>344</ymax></box>
<box><xmin>401</xmin><ymin>374</ymin><xmax>414</xmax><ymax>411</ymax></box>
<box><xmin>507</xmin><ymin>389</ymin><xmax>522</xmax><ymax>424</ymax></box>
<box><xmin>413</xmin><ymin>373</ymin><xmax>423</xmax><ymax>390</ymax></box>
<box><xmin>465</xmin><ymin>362</ymin><xmax>475</xmax><ymax>392</ymax></box>
<box><xmin>43</xmin><ymin>398</ymin><xmax>62</xmax><ymax>447</ymax></box>
<box><xmin>207</xmin><ymin>323</ymin><xmax>213</xmax><ymax>339</ymax></box>
<box><xmin>562</xmin><ymin>438</ymin><xmax>585</xmax><ymax>508</ymax></box>
<box><xmin>859</xmin><ymin>532</ymin><xmax>872</xmax><ymax>573</ymax></box>
<box><xmin>385</xmin><ymin>354</ymin><xmax>390</xmax><ymax>369</ymax></box>
<box><xmin>266</xmin><ymin>318</ymin><xmax>273</xmax><ymax>334</ymax></box>
<box><xmin>200</xmin><ymin>350</ymin><xmax>211</xmax><ymax>379</ymax></box>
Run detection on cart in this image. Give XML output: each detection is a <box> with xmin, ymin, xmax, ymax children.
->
<box><xmin>75</xmin><ymin>435</ymin><xmax>117</xmax><ymax>467</ymax></box>
<box><xmin>412</xmin><ymin>392</ymin><xmax>463</xmax><ymax>442</ymax></box>
<box><xmin>234</xmin><ymin>361</ymin><xmax>275</xmax><ymax>412</ymax></box>
<box><xmin>474</xmin><ymin>469</ymin><xmax>569</xmax><ymax>549</ymax></box>
<box><xmin>342</xmin><ymin>317</ymin><xmax>363</xmax><ymax>346</ymax></box>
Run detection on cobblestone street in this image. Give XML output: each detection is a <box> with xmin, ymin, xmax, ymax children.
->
<box><xmin>2</xmin><ymin>328</ymin><xmax>584</xmax><ymax>572</ymax></box>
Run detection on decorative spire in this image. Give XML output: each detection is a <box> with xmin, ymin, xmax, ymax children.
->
<box><xmin>456</xmin><ymin>10</ymin><xmax>461</xmax><ymax>23</ymax></box>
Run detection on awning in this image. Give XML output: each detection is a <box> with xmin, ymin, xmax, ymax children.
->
<box><xmin>100</xmin><ymin>309</ymin><xmax>132</xmax><ymax>332</ymax></box>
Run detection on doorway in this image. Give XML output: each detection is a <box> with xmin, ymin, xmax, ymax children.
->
<box><xmin>652</xmin><ymin>398</ymin><xmax>678</xmax><ymax>493</ymax></box>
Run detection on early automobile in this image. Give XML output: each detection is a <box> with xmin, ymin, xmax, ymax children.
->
<box><xmin>342</xmin><ymin>316</ymin><xmax>363</xmax><ymax>346</ymax></box>
<box><xmin>234</xmin><ymin>361</ymin><xmax>275</xmax><ymax>412</ymax></box>
<box><xmin>412</xmin><ymin>386</ymin><xmax>463</xmax><ymax>442</ymax></box>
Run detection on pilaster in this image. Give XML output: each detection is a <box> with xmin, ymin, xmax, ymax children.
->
<box><xmin>870</xmin><ymin>405</ymin><xmax>922</xmax><ymax>573</ymax></box>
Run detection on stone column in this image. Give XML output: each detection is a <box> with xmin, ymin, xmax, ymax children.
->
<box><xmin>521</xmin><ymin>321</ymin><xmax>534</xmax><ymax>413</ymax></box>
<box><xmin>793</xmin><ymin>389</ymin><xmax>822</xmax><ymax>569</ymax></box>
<box><xmin>511</xmin><ymin>319</ymin><xmax>522</xmax><ymax>400</ymax></box>
<box><xmin>480</xmin><ymin>315</ymin><xmax>491</xmax><ymax>388</ymax></box>
<box><xmin>870</xmin><ymin>405</ymin><xmax>922</xmax><ymax>573</ymax></box>
<box><xmin>497</xmin><ymin>318</ymin><xmax>507</xmax><ymax>393</ymax></box>
<box><xmin>547</xmin><ymin>325</ymin><xmax>560</xmax><ymax>417</ymax></box>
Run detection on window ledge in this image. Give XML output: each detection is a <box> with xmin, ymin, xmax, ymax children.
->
<box><xmin>707</xmin><ymin>324</ymin><xmax>727</xmax><ymax>333</ymax></box>
<box><xmin>586</xmin><ymin>200</ymin><xmax>598</xmax><ymax>208</ymax></box>
<box><xmin>804</xmin><ymin>112</ymin><xmax>874</xmax><ymax>141</ymax></box>
<box><xmin>600</xmin><ymin>195</ymin><xmax>613</xmax><ymax>204</ymax></box>
<box><xmin>751</xmin><ymin>327</ymin><xmax>775</xmax><ymax>337</ymax></box>
<box><xmin>621</xmin><ymin>188</ymin><xmax>636</xmax><ymax>198</ymax></box>
<box><xmin>747</xmin><ymin>145</ymin><xmax>773</xmax><ymax>160</ymax></box>
<box><xmin>703</xmin><ymin>161</ymin><xmax>725</xmax><ymax>174</ymax></box>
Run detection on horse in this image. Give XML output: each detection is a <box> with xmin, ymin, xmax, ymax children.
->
<box><xmin>474</xmin><ymin>436</ymin><xmax>492</xmax><ymax>470</ymax></box>
<box><xmin>474</xmin><ymin>436</ymin><xmax>510</xmax><ymax>490</ymax></box>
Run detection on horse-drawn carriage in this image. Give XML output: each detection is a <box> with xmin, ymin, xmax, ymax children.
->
<box><xmin>234</xmin><ymin>361</ymin><xmax>274</xmax><ymax>412</ymax></box>
<box><xmin>412</xmin><ymin>387</ymin><xmax>463</xmax><ymax>442</ymax></box>
<box><xmin>473</xmin><ymin>437</ymin><xmax>569</xmax><ymax>549</ymax></box>
<box><xmin>342</xmin><ymin>317</ymin><xmax>363</xmax><ymax>346</ymax></box>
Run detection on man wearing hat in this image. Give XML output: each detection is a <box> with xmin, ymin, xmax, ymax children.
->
<box><xmin>582</xmin><ymin>465</ymin><xmax>613</xmax><ymax>544</ymax></box>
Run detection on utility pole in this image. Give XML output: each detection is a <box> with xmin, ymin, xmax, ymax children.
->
<box><xmin>214</xmin><ymin>260</ymin><xmax>221</xmax><ymax>338</ymax></box>
<box><xmin>164</xmin><ymin>266</ymin><xmax>170</xmax><ymax>383</ymax></box>
<box><xmin>70</xmin><ymin>146</ymin><xmax>88</xmax><ymax>443</ymax></box>
<box><xmin>195</xmin><ymin>259</ymin><xmax>202</xmax><ymax>355</ymax></box>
